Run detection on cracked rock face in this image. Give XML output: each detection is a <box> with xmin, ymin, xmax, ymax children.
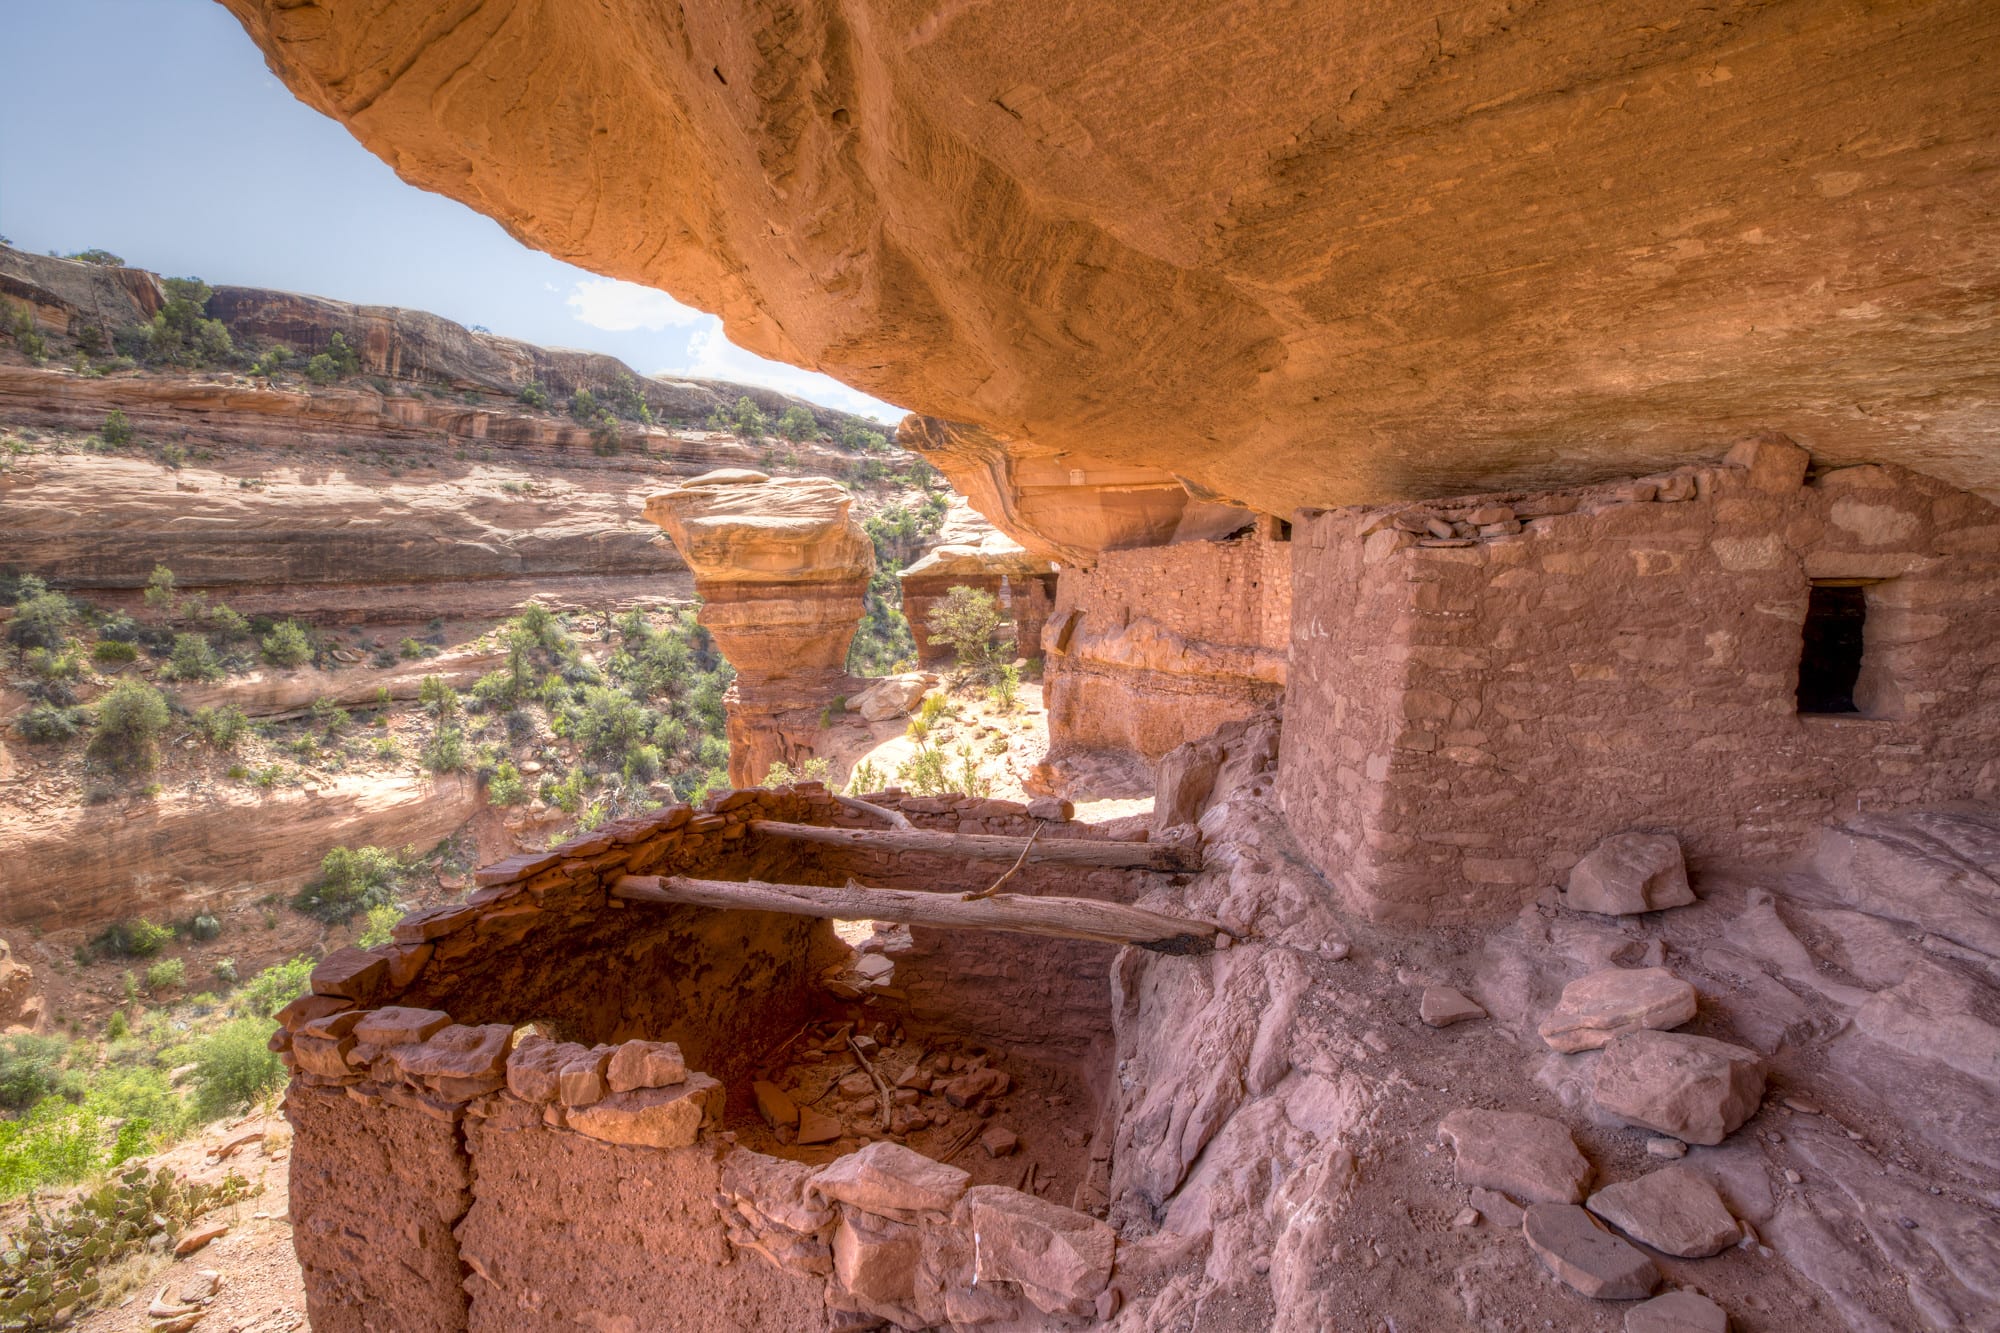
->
<box><xmin>221</xmin><ymin>0</ymin><xmax>2000</xmax><ymax>518</ymax></box>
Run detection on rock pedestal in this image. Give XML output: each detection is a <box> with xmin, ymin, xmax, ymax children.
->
<box><xmin>643</xmin><ymin>471</ymin><xmax>873</xmax><ymax>785</ymax></box>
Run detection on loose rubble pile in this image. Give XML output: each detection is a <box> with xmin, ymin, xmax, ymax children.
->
<box><xmin>1435</xmin><ymin>832</ymin><xmax>1773</xmax><ymax>1323</ymax></box>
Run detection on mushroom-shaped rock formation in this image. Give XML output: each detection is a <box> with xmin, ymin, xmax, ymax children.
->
<box><xmin>643</xmin><ymin>471</ymin><xmax>873</xmax><ymax>785</ymax></box>
<box><xmin>898</xmin><ymin>499</ymin><xmax>1054</xmax><ymax>668</ymax></box>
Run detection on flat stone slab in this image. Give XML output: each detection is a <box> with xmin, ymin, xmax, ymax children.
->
<box><xmin>955</xmin><ymin>1185</ymin><xmax>1115</xmax><ymax>1315</ymax></box>
<box><xmin>1421</xmin><ymin>986</ymin><xmax>1488</xmax><ymax>1028</ymax></box>
<box><xmin>606</xmin><ymin>1040</ymin><xmax>686</xmax><ymax>1092</ymax></box>
<box><xmin>1523</xmin><ymin>1203</ymin><xmax>1661</xmax><ymax>1300</ymax></box>
<box><xmin>810</xmin><ymin>1140</ymin><xmax>970</xmax><ymax>1215</ymax></box>
<box><xmin>1438</xmin><ymin>1109</ymin><xmax>1591</xmax><ymax>1204</ymax></box>
<box><xmin>1626</xmin><ymin>1290</ymin><xmax>1730</xmax><ymax>1332</ymax></box>
<box><xmin>567</xmin><ymin>1074</ymin><xmax>722</xmax><ymax>1149</ymax></box>
<box><xmin>1594</xmin><ymin>1031</ymin><xmax>1766</xmax><ymax>1146</ymax></box>
<box><xmin>1588</xmin><ymin>1167</ymin><xmax>1740</xmax><ymax>1257</ymax></box>
<box><xmin>1564</xmin><ymin>833</ymin><xmax>1695</xmax><ymax>916</ymax></box>
<box><xmin>1540</xmin><ymin>968</ymin><xmax>1698</xmax><ymax>1053</ymax></box>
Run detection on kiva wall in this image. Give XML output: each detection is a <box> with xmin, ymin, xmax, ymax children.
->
<box><xmin>1280</xmin><ymin>437</ymin><xmax>2000</xmax><ymax>924</ymax></box>
<box><xmin>1043</xmin><ymin>529</ymin><xmax>1291</xmax><ymax>762</ymax></box>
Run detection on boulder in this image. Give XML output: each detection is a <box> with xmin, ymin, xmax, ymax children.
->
<box><xmin>558</xmin><ymin>1046</ymin><xmax>616</xmax><ymax>1108</ymax></box>
<box><xmin>308</xmin><ymin>947</ymin><xmax>391</xmax><ymax>1002</ymax></box>
<box><xmin>832</xmin><ymin>1208</ymin><xmax>921</xmax><ymax>1308</ymax></box>
<box><xmin>954</xmin><ymin>1185</ymin><xmax>1116</xmax><ymax>1316</ymax></box>
<box><xmin>1587</xmin><ymin>1168</ymin><xmax>1740</xmax><ymax>1257</ymax></box>
<box><xmin>1593</xmin><ymin>1032</ymin><xmax>1766</xmax><ymax>1145</ymax></box>
<box><xmin>566</xmin><ymin>1074</ymin><xmax>723</xmax><ymax>1149</ymax></box>
<box><xmin>1625</xmin><ymin>1290</ymin><xmax>1730</xmax><ymax>1332</ymax></box>
<box><xmin>719</xmin><ymin>1149</ymin><xmax>836</xmax><ymax>1234</ymax></box>
<box><xmin>849</xmin><ymin>673</ymin><xmax>930</xmax><ymax>721</ymax></box>
<box><xmin>1437</xmin><ymin>1109</ymin><xmax>1591</xmax><ymax>1204</ymax></box>
<box><xmin>389</xmin><ymin>1023</ymin><xmax>512</xmax><ymax>1082</ymax></box>
<box><xmin>1420</xmin><ymin>986</ymin><xmax>1487</xmax><ymax>1028</ymax></box>
<box><xmin>1522</xmin><ymin>1203</ymin><xmax>1661</xmax><ymax>1300</ymax></box>
<box><xmin>809</xmin><ymin>1141</ymin><xmax>970</xmax><ymax>1216</ymax></box>
<box><xmin>1540</xmin><ymin>969</ymin><xmax>1699</xmax><ymax>1053</ymax></box>
<box><xmin>606</xmin><ymin>1040</ymin><xmax>686</xmax><ymax>1092</ymax></box>
<box><xmin>1564</xmin><ymin>834</ymin><xmax>1695</xmax><ymax>916</ymax></box>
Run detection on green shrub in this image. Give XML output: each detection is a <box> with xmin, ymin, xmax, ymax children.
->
<box><xmin>88</xmin><ymin>680</ymin><xmax>171</xmax><ymax>772</ymax></box>
<box><xmin>399</xmin><ymin>637</ymin><xmax>424</xmax><ymax>659</ymax></box>
<box><xmin>519</xmin><ymin>381</ymin><xmax>550</xmax><ymax>409</ymax></box>
<box><xmin>144</xmin><ymin>959</ymin><xmax>186</xmax><ymax>994</ymax></box>
<box><xmin>166</xmin><ymin>632</ymin><xmax>222</xmax><ymax>681</ymax></box>
<box><xmin>91</xmin><ymin>638</ymin><xmax>138</xmax><ymax>664</ymax></box>
<box><xmin>989</xmin><ymin>663</ymin><xmax>1021</xmax><ymax>711</ymax></box>
<box><xmin>23</xmin><ymin>643</ymin><xmax>83</xmax><ymax>683</ymax></box>
<box><xmin>294</xmin><ymin>845</ymin><xmax>401</xmax><ymax>921</ymax></box>
<box><xmin>926</xmin><ymin>585</ymin><xmax>1005</xmax><ymax>680</ymax></box>
<box><xmin>845</xmin><ymin>759</ymin><xmax>886</xmax><ymax>795</ymax></box>
<box><xmin>192</xmin><ymin>704</ymin><xmax>248</xmax><ymax>749</ymax></box>
<box><xmin>142</xmin><ymin>563</ymin><xmax>177</xmax><ymax>619</ymax></box>
<box><xmin>729</xmin><ymin>395</ymin><xmax>767</xmax><ymax>440</ymax></box>
<box><xmin>186</xmin><ymin>912</ymin><xmax>222</xmax><ymax>942</ymax></box>
<box><xmin>91</xmin><ymin>918</ymin><xmax>172</xmax><ymax>959</ymax></box>
<box><xmin>303</xmin><ymin>331</ymin><xmax>360</xmax><ymax>385</ymax></box>
<box><xmin>0</xmin><ymin>1036</ymin><xmax>72</xmax><ymax>1112</ymax></box>
<box><xmin>423</xmin><ymin>724</ymin><xmax>466</xmax><ymax>773</ymax></box>
<box><xmin>487</xmin><ymin>760</ymin><xmax>525</xmax><ymax>806</ymax></box>
<box><xmin>237</xmin><ymin>957</ymin><xmax>312</xmax><ymax>1017</ymax></box>
<box><xmin>249</xmin><ymin>344</ymin><xmax>291</xmax><ymax>378</ymax></box>
<box><xmin>311</xmin><ymin>696</ymin><xmax>351</xmax><ymax>735</ymax></box>
<box><xmin>191</xmin><ymin>1017</ymin><xmax>284</xmax><ymax>1118</ymax></box>
<box><xmin>419</xmin><ymin>674</ymin><xmax>458</xmax><ymax>719</ymax></box>
<box><xmin>897</xmin><ymin>741</ymin><xmax>950</xmax><ymax>796</ymax></box>
<box><xmin>0</xmin><ymin>1099</ymin><xmax>104</xmax><ymax>1198</ymax></box>
<box><xmin>763</xmin><ymin>757</ymin><xmax>831</xmax><ymax>786</ymax></box>
<box><xmin>101</xmin><ymin>409</ymin><xmax>134</xmax><ymax>447</ymax></box>
<box><xmin>7</xmin><ymin>589</ymin><xmax>76</xmax><ymax>650</ymax></box>
<box><xmin>260</xmin><ymin>619</ymin><xmax>314</xmax><ymax>667</ymax></box>
<box><xmin>211</xmin><ymin>957</ymin><xmax>238</xmax><ymax>987</ymax></box>
<box><xmin>776</xmin><ymin>404</ymin><xmax>817</xmax><ymax>442</ymax></box>
<box><xmin>207</xmin><ymin>603</ymin><xmax>251</xmax><ymax>641</ymax></box>
<box><xmin>356</xmin><ymin>903</ymin><xmax>401</xmax><ymax>949</ymax></box>
<box><xmin>16</xmin><ymin>703</ymin><xmax>84</xmax><ymax>744</ymax></box>
<box><xmin>105</xmin><ymin>1010</ymin><xmax>131</xmax><ymax>1041</ymax></box>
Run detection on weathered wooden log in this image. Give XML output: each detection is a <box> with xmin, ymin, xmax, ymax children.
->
<box><xmin>746</xmin><ymin>819</ymin><xmax>1200</xmax><ymax>872</ymax></box>
<box><xmin>612</xmin><ymin>874</ymin><xmax>1219</xmax><ymax>954</ymax></box>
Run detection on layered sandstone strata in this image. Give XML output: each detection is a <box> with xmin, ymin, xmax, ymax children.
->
<box><xmin>643</xmin><ymin>471</ymin><xmax>873</xmax><ymax>784</ymax></box>
<box><xmin>897</xmin><ymin>500</ymin><xmax>1053</xmax><ymax>667</ymax></box>
<box><xmin>222</xmin><ymin>0</ymin><xmax>2000</xmax><ymax>515</ymax></box>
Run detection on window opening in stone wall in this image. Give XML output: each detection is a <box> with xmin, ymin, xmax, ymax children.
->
<box><xmin>1797</xmin><ymin>582</ymin><xmax>1868</xmax><ymax>714</ymax></box>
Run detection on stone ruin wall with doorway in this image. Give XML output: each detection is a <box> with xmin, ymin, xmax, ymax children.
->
<box><xmin>1279</xmin><ymin>436</ymin><xmax>2000</xmax><ymax>925</ymax></box>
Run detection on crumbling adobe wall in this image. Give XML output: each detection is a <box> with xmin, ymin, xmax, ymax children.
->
<box><xmin>458</xmin><ymin>1125</ymin><xmax>831</xmax><ymax>1332</ymax></box>
<box><xmin>271</xmin><ymin>781</ymin><xmax>1130</xmax><ymax>1330</ymax></box>
<box><xmin>1280</xmin><ymin>438</ymin><xmax>2000</xmax><ymax>924</ymax></box>
<box><xmin>1044</xmin><ymin>529</ymin><xmax>1290</xmax><ymax>762</ymax></box>
<box><xmin>288</xmin><ymin>1087</ymin><xmax>472</xmax><ymax>1333</ymax></box>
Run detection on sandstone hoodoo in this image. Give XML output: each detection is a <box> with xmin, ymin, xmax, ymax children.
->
<box><xmin>643</xmin><ymin>471</ymin><xmax>874</xmax><ymax>785</ymax></box>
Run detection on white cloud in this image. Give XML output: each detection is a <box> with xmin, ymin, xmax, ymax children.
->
<box><xmin>566</xmin><ymin>277</ymin><xmax>704</xmax><ymax>331</ymax></box>
<box><xmin>663</xmin><ymin>324</ymin><xmax>905</xmax><ymax>423</ymax></box>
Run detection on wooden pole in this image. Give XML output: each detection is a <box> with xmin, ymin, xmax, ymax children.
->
<box><xmin>746</xmin><ymin>819</ymin><xmax>1200</xmax><ymax>873</ymax></box>
<box><xmin>612</xmin><ymin>874</ymin><xmax>1219</xmax><ymax>954</ymax></box>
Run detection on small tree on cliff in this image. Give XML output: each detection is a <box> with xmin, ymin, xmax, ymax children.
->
<box><xmin>926</xmin><ymin>585</ymin><xmax>1005</xmax><ymax>682</ymax></box>
<box><xmin>88</xmin><ymin>680</ymin><xmax>170</xmax><ymax>773</ymax></box>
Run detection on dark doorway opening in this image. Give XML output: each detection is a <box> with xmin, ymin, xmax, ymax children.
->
<box><xmin>1797</xmin><ymin>583</ymin><xmax>1867</xmax><ymax>714</ymax></box>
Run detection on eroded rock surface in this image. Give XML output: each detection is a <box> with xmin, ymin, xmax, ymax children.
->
<box><xmin>219</xmin><ymin>0</ymin><xmax>2000</xmax><ymax>517</ymax></box>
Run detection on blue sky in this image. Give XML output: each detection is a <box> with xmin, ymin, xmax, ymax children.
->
<box><xmin>0</xmin><ymin>0</ymin><xmax>903</xmax><ymax>421</ymax></box>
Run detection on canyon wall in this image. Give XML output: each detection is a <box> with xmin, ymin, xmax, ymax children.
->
<box><xmin>1043</xmin><ymin>527</ymin><xmax>1290</xmax><ymax>763</ymax></box>
<box><xmin>1280</xmin><ymin>438</ymin><xmax>2000</xmax><ymax>924</ymax></box>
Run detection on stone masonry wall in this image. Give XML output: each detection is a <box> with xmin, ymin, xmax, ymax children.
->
<box><xmin>272</xmin><ymin>782</ymin><xmax>1137</xmax><ymax>1330</ymax></box>
<box><xmin>1280</xmin><ymin>437</ymin><xmax>2000</xmax><ymax>924</ymax></box>
<box><xmin>1043</xmin><ymin>530</ymin><xmax>1291</xmax><ymax>762</ymax></box>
